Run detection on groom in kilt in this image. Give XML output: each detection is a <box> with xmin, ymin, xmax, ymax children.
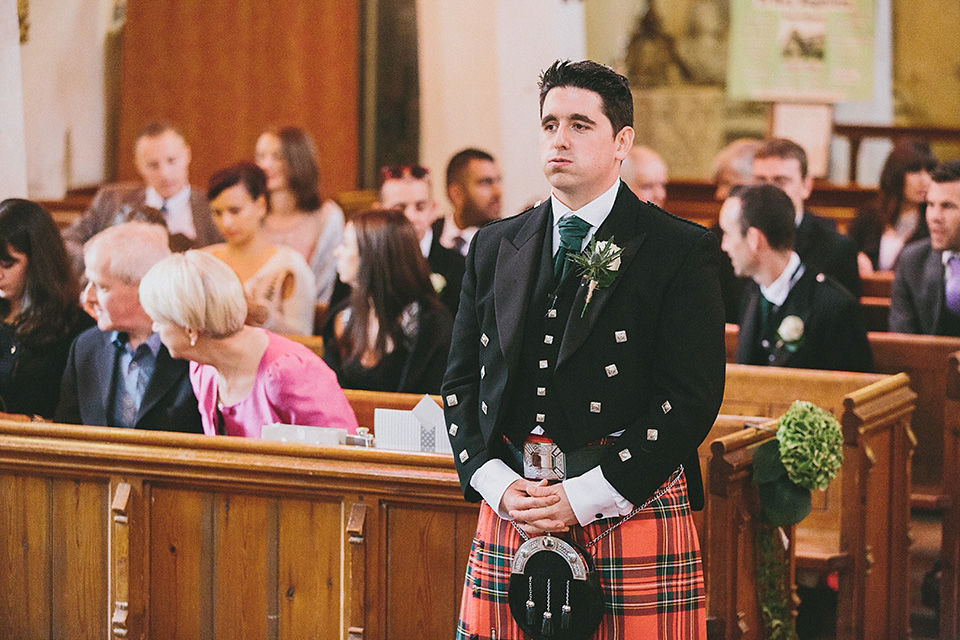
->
<box><xmin>442</xmin><ymin>59</ymin><xmax>726</xmax><ymax>639</ymax></box>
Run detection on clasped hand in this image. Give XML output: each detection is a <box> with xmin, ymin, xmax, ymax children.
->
<box><xmin>501</xmin><ymin>478</ymin><xmax>578</xmax><ymax>535</ymax></box>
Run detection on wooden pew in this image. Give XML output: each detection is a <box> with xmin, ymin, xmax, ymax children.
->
<box><xmin>283</xmin><ymin>333</ymin><xmax>325</xmax><ymax>358</ymax></box>
<box><xmin>0</xmin><ymin>411</ymin><xmax>792</xmax><ymax>640</ymax></box>
<box><xmin>938</xmin><ymin>350</ymin><xmax>960</xmax><ymax>640</ymax></box>
<box><xmin>870</xmin><ymin>332</ymin><xmax>960</xmax><ymax>505</ymax></box>
<box><xmin>722</xmin><ymin>364</ymin><xmax>916</xmax><ymax>640</ymax></box>
<box><xmin>726</xmin><ymin>324</ymin><xmax>960</xmax><ymax>506</ymax></box>
<box><xmin>862</xmin><ymin>271</ymin><xmax>894</xmax><ymax>299</ymax></box>
<box><xmin>0</xmin><ymin>420</ymin><xmax>477</xmax><ymax>640</ymax></box>
<box><xmin>664</xmin><ymin>178</ymin><xmax>874</xmax><ymax>234</ymax></box>
<box><xmin>38</xmin><ymin>194</ymin><xmax>93</xmax><ymax>230</ymax></box>
<box><xmin>707</xmin><ymin>423</ymin><xmax>797</xmax><ymax>640</ymax></box>
<box><xmin>861</xmin><ymin>296</ymin><xmax>891</xmax><ymax>332</ymax></box>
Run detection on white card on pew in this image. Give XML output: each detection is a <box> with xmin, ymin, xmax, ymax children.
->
<box><xmin>412</xmin><ymin>395</ymin><xmax>451</xmax><ymax>454</ymax></box>
<box><xmin>373</xmin><ymin>408</ymin><xmax>421</xmax><ymax>451</ymax></box>
<box><xmin>261</xmin><ymin>423</ymin><xmax>346</xmax><ymax>446</ymax></box>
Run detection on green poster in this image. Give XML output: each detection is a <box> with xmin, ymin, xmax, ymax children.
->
<box><xmin>727</xmin><ymin>0</ymin><xmax>874</xmax><ymax>102</ymax></box>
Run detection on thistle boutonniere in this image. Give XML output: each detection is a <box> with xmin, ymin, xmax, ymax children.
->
<box><xmin>776</xmin><ymin>315</ymin><xmax>805</xmax><ymax>353</ymax></box>
<box><xmin>570</xmin><ymin>237</ymin><xmax>623</xmax><ymax>318</ymax></box>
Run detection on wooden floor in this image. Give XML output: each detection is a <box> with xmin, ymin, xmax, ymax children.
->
<box><xmin>911</xmin><ymin>510</ymin><xmax>942</xmax><ymax>639</ymax></box>
<box><xmin>793</xmin><ymin>509</ymin><xmax>940</xmax><ymax>640</ymax></box>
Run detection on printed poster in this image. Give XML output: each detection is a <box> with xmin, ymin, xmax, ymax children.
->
<box><xmin>727</xmin><ymin>0</ymin><xmax>874</xmax><ymax>102</ymax></box>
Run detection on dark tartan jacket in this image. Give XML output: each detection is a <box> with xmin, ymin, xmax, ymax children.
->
<box><xmin>442</xmin><ymin>183</ymin><xmax>726</xmax><ymax>510</ymax></box>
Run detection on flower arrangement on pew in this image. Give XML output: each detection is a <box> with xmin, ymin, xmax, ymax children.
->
<box><xmin>752</xmin><ymin>400</ymin><xmax>844</xmax><ymax>640</ymax></box>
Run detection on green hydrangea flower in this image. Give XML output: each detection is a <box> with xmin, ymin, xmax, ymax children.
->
<box><xmin>776</xmin><ymin>400</ymin><xmax>843</xmax><ymax>491</ymax></box>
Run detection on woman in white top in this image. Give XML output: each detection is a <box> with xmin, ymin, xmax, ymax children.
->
<box><xmin>255</xmin><ymin>126</ymin><xmax>344</xmax><ymax>305</ymax></box>
<box><xmin>204</xmin><ymin>162</ymin><xmax>316</xmax><ymax>335</ymax></box>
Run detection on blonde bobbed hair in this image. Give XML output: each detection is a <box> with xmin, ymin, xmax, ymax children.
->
<box><xmin>139</xmin><ymin>250</ymin><xmax>247</xmax><ymax>338</ymax></box>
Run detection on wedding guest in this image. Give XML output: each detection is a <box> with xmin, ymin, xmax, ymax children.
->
<box><xmin>56</xmin><ymin>222</ymin><xmax>202</xmax><ymax>432</ymax></box>
<box><xmin>62</xmin><ymin>121</ymin><xmax>220</xmax><ymax>274</ymax></box>
<box><xmin>620</xmin><ymin>145</ymin><xmax>668</xmax><ymax>208</ymax></box>
<box><xmin>255</xmin><ymin>126</ymin><xmax>345</xmax><ymax>305</ymax></box>
<box><xmin>849</xmin><ymin>140</ymin><xmax>935</xmax><ymax>274</ymax></box>
<box><xmin>719</xmin><ymin>184</ymin><xmax>873</xmax><ymax>372</ymax></box>
<box><xmin>0</xmin><ymin>199</ymin><xmax>94</xmax><ymax>418</ymax></box>
<box><xmin>323</xmin><ymin>209</ymin><xmax>452</xmax><ymax>394</ymax></box>
<box><xmin>204</xmin><ymin>162</ymin><xmax>316</xmax><ymax>335</ymax></box>
<box><xmin>139</xmin><ymin>250</ymin><xmax>357</xmax><ymax>438</ymax></box>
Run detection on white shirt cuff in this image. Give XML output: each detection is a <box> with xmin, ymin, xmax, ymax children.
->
<box><xmin>563</xmin><ymin>466</ymin><xmax>635</xmax><ymax>526</ymax></box>
<box><xmin>470</xmin><ymin>458</ymin><xmax>522</xmax><ymax>519</ymax></box>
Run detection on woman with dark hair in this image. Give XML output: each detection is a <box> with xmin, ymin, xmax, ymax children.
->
<box><xmin>204</xmin><ymin>162</ymin><xmax>316</xmax><ymax>335</ymax></box>
<box><xmin>323</xmin><ymin>209</ymin><xmax>453</xmax><ymax>394</ymax></box>
<box><xmin>0</xmin><ymin>199</ymin><xmax>94</xmax><ymax>418</ymax></box>
<box><xmin>255</xmin><ymin>126</ymin><xmax>345</xmax><ymax>305</ymax></box>
<box><xmin>849</xmin><ymin>140</ymin><xmax>936</xmax><ymax>274</ymax></box>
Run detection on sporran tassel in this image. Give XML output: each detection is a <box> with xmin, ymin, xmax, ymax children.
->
<box><xmin>541</xmin><ymin>610</ymin><xmax>554</xmax><ymax>636</ymax></box>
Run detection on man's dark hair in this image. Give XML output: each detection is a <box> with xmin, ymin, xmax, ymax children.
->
<box><xmin>931</xmin><ymin>159</ymin><xmax>960</xmax><ymax>184</ymax></box>
<box><xmin>732</xmin><ymin>183</ymin><xmax>796</xmax><ymax>251</ymax></box>
<box><xmin>207</xmin><ymin>162</ymin><xmax>270</xmax><ymax>210</ymax></box>
<box><xmin>136</xmin><ymin>120</ymin><xmax>185</xmax><ymax>143</ymax></box>
<box><xmin>538</xmin><ymin>60</ymin><xmax>633</xmax><ymax>135</ymax></box>
<box><xmin>446</xmin><ymin>148</ymin><xmax>495</xmax><ymax>188</ymax></box>
<box><xmin>755</xmin><ymin>138</ymin><xmax>809</xmax><ymax>178</ymax></box>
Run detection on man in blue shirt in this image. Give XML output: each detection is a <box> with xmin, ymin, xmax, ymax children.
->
<box><xmin>56</xmin><ymin>222</ymin><xmax>202</xmax><ymax>432</ymax></box>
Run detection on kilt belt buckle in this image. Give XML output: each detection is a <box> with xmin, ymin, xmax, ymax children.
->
<box><xmin>522</xmin><ymin>439</ymin><xmax>566</xmax><ymax>481</ymax></box>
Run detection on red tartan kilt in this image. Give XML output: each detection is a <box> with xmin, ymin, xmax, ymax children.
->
<box><xmin>456</xmin><ymin>469</ymin><xmax>706</xmax><ymax>640</ymax></box>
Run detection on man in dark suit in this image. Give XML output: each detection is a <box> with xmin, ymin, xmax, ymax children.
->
<box><xmin>433</xmin><ymin>148</ymin><xmax>504</xmax><ymax>257</ymax></box>
<box><xmin>443</xmin><ymin>60</ymin><xmax>724</xmax><ymax>637</ymax></box>
<box><xmin>753</xmin><ymin>138</ymin><xmax>862</xmax><ymax>298</ymax></box>
<box><xmin>890</xmin><ymin>160</ymin><xmax>960</xmax><ymax>336</ymax></box>
<box><xmin>720</xmin><ymin>184</ymin><xmax>873</xmax><ymax>372</ymax></box>
<box><xmin>56</xmin><ymin>222</ymin><xmax>202</xmax><ymax>432</ymax></box>
<box><xmin>377</xmin><ymin>164</ymin><xmax>465</xmax><ymax>315</ymax></box>
<box><xmin>62</xmin><ymin>121</ymin><xmax>221</xmax><ymax>273</ymax></box>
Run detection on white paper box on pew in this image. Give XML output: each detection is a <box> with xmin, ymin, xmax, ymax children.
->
<box><xmin>261</xmin><ymin>423</ymin><xmax>347</xmax><ymax>446</ymax></box>
<box><xmin>374</xmin><ymin>395</ymin><xmax>450</xmax><ymax>453</ymax></box>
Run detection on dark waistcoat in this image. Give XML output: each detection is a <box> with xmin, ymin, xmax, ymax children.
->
<box><xmin>502</xmin><ymin>227</ymin><xmax>583</xmax><ymax>448</ymax></box>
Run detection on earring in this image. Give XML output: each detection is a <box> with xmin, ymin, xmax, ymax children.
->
<box><xmin>188</xmin><ymin>330</ymin><xmax>197</xmax><ymax>347</ymax></box>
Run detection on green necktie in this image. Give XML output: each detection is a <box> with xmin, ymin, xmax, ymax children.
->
<box><xmin>553</xmin><ymin>215</ymin><xmax>592</xmax><ymax>281</ymax></box>
<box><xmin>759</xmin><ymin>295</ymin><xmax>775</xmax><ymax>336</ymax></box>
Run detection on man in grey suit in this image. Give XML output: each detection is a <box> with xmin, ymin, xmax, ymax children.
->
<box><xmin>56</xmin><ymin>222</ymin><xmax>202</xmax><ymax>432</ymax></box>
<box><xmin>890</xmin><ymin>160</ymin><xmax>960</xmax><ymax>336</ymax></box>
<box><xmin>62</xmin><ymin>121</ymin><xmax>221</xmax><ymax>272</ymax></box>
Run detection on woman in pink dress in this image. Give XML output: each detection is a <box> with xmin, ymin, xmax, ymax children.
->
<box><xmin>139</xmin><ymin>250</ymin><xmax>356</xmax><ymax>438</ymax></box>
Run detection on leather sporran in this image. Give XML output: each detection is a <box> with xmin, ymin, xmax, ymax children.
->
<box><xmin>507</xmin><ymin>534</ymin><xmax>604</xmax><ymax>639</ymax></box>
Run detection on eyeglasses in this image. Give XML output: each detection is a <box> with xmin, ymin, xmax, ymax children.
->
<box><xmin>378</xmin><ymin>164</ymin><xmax>429</xmax><ymax>188</ymax></box>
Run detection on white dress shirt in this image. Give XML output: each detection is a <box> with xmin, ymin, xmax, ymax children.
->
<box><xmin>439</xmin><ymin>217</ymin><xmax>479</xmax><ymax>256</ymax></box>
<box><xmin>759</xmin><ymin>251</ymin><xmax>804</xmax><ymax>307</ymax></box>
<box><xmin>145</xmin><ymin>185</ymin><xmax>196</xmax><ymax>240</ymax></box>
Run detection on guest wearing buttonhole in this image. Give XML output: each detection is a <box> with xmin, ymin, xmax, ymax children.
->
<box><xmin>322</xmin><ymin>209</ymin><xmax>453</xmax><ymax>394</ymax></box>
<box><xmin>0</xmin><ymin>199</ymin><xmax>94</xmax><ymax>419</ymax></box>
<box><xmin>718</xmin><ymin>184</ymin><xmax>873</xmax><ymax>372</ymax></box>
<box><xmin>254</xmin><ymin>126</ymin><xmax>345</xmax><ymax>305</ymax></box>
<box><xmin>204</xmin><ymin>162</ymin><xmax>316</xmax><ymax>335</ymax></box>
<box><xmin>849</xmin><ymin>140</ymin><xmax>935</xmax><ymax>276</ymax></box>
<box><xmin>139</xmin><ymin>250</ymin><xmax>358</xmax><ymax>438</ymax></box>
